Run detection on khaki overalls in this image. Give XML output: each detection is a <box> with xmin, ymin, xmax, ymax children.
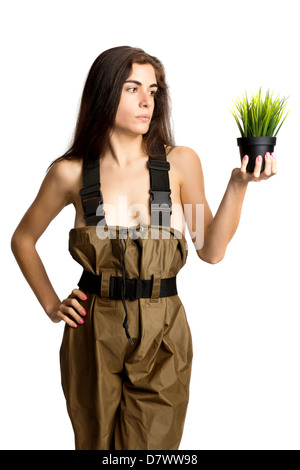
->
<box><xmin>60</xmin><ymin>144</ymin><xmax>193</xmax><ymax>450</ymax></box>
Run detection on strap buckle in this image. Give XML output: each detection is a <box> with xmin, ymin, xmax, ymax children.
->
<box><xmin>150</xmin><ymin>190</ymin><xmax>172</xmax><ymax>214</ymax></box>
<box><xmin>81</xmin><ymin>199</ymin><xmax>104</xmax><ymax>219</ymax></box>
<box><xmin>148</xmin><ymin>159</ymin><xmax>170</xmax><ymax>171</ymax></box>
<box><xmin>79</xmin><ymin>183</ymin><xmax>103</xmax><ymax>219</ymax></box>
<box><xmin>127</xmin><ymin>278</ymin><xmax>143</xmax><ymax>300</ymax></box>
<box><xmin>79</xmin><ymin>183</ymin><xmax>101</xmax><ymax>199</ymax></box>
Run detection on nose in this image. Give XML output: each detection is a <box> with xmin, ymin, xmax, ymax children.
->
<box><xmin>139</xmin><ymin>90</ymin><xmax>152</xmax><ymax>107</ymax></box>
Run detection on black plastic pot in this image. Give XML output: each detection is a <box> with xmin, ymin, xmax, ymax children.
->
<box><xmin>237</xmin><ymin>136</ymin><xmax>276</xmax><ymax>173</ymax></box>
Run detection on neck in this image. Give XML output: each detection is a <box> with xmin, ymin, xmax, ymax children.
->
<box><xmin>103</xmin><ymin>133</ymin><xmax>147</xmax><ymax>168</ymax></box>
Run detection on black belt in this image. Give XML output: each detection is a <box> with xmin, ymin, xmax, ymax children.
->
<box><xmin>78</xmin><ymin>269</ymin><xmax>177</xmax><ymax>301</ymax></box>
<box><xmin>78</xmin><ymin>267</ymin><xmax>177</xmax><ymax>346</ymax></box>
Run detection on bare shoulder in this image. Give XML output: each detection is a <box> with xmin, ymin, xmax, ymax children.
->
<box><xmin>47</xmin><ymin>157</ymin><xmax>82</xmax><ymax>182</ymax></box>
<box><xmin>11</xmin><ymin>158</ymin><xmax>84</xmax><ymax>244</ymax></box>
<box><xmin>46</xmin><ymin>157</ymin><xmax>83</xmax><ymax>205</ymax></box>
<box><xmin>165</xmin><ymin>145</ymin><xmax>203</xmax><ymax>186</ymax></box>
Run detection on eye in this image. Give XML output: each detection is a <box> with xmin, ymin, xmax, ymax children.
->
<box><xmin>126</xmin><ymin>87</ymin><xmax>157</xmax><ymax>96</ymax></box>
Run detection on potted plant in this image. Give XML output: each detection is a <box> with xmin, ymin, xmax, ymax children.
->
<box><xmin>230</xmin><ymin>87</ymin><xmax>290</xmax><ymax>173</ymax></box>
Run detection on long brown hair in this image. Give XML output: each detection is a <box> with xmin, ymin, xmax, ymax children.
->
<box><xmin>46</xmin><ymin>45</ymin><xmax>175</xmax><ymax>172</ymax></box>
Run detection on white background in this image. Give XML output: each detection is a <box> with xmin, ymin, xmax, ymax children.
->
<box><xmin>1</xmin><ymin>0</ymin><xmax>299</xmax><ymax>450</ymax></box>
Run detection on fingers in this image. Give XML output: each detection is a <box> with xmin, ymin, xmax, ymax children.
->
<box><xmin>256</xmin><ymin>152</ymin><xmax>277</xmax><ymax>179</ymax></box>
<box><xmin>57</xmin><ymin>310</ymin><xmax>79</xmax><ymax>328</ymax></box>
<box><xmin>262</xmin><ymin>152</ymin><xmax>272</xmax><ymax>177</ymax></box>
<box><xmin>271</xmin><ymin>152</ymin><xmax>277</xmax><ymax>174</ymax></box>
<box><xmin>59</xmin><ymin>288</ymin><xmax>89</xmax><ymax>328</ymax></box>
<box><xmin>262</xmin><ymin>151</ymin><xmax>277</xmax><ymax>177</ymax></box>
<box><xmin>235</xmin><ymin>152</ymin><xmax>278</xmax><ymax>185</ymax></box>
<box><xmin>69</xmin><ymin>288</ymin><xmax>88</xmax><ymax>300</ymax></box>
<box><xmin>253</xmin><ymin>155</ymin><xmax>262</xmax><ymax>179</ymax></box>
<box><xmin>240</xmin><ymin>155</ymin><xmax>248</xmax><ymax>173</ymax></box>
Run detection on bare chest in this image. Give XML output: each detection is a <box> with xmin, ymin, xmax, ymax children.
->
<box><xmin>72</xmin><ymin>155</ymin><xmax>185</xmax><ymax>234</ymax></box>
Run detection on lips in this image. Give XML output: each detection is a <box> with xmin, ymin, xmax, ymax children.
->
<box><xmin>136</xmin><ymin>115</ymin><xmax>150</xmax><ymax>122</ymax></box>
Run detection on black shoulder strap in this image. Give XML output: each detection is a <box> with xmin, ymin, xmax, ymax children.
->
<box><xmin>148</xmin><ymin>143</ymin><xmax>172</xmax><ymax>228</ymax></box>
<box><xmin>79</xmin><ymin>143</ymin><xmax>172</xmax><ymax>228</ymax></box>
<box><xmin>79</xmin><ymin>157</ymin><xmax>106</xmax><ymax>226</ymax></box>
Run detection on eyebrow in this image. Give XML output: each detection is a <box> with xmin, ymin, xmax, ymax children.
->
<box><xmin>124</xmin><ymin>80</ymin><xmax>158</xmax><ymax>88</ymax></box>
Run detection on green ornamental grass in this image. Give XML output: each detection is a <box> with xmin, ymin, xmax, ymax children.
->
<box><xmin>230</xmin><ymin>87</ymin><xmax>290</xmax><ymax>137</ymax></box>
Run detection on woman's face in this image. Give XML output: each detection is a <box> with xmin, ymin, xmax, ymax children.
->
<box><xmin>113</xmin><ymin>62</ymin><xmax>158</xmax><ymax>135</ymax></box>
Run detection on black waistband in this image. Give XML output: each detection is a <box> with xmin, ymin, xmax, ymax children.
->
<box><xmin>77</xmin><ymin>269</ymin><xmax>177</xmax><ymax>300</ymax></box>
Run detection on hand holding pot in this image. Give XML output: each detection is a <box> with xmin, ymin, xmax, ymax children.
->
<box><xmin>231</xmin><ymin>151</ymin><xmax>277</xmax><ymax>184</ymax></box>
<box><xmin>230</xmin><ymin>87</ymin><xmax>289</xmax><ymax>174</ymax></box>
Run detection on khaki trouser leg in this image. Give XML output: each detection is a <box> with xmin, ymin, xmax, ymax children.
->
<box><xmin>114</xmin><ymin>298</ymin><xmax>193</xmax><ymax>450</ymax></box>
<box><xmin>60</xmin><ymin>296</ymin><xmax>193</xmax><ymax>450</ymax></box>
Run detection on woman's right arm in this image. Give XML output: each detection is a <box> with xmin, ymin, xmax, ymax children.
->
<box><xmin>10</xmin><ymin>160</ymin><xmax>87</xmax><ymax>328</ymax></box>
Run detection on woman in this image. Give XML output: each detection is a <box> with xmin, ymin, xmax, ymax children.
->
<box><xmin>10</xmin><ymin>46</ymin><xmax>277</xmax><ymax>450</ymax></box>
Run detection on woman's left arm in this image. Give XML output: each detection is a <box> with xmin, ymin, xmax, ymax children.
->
<box><xmin>178</xmin><ymin>148</ymin><xmax>277</xmax><ymax>264</ymax></box>
<box><xmin>202</xmin><ymin>152</ymin><xmax>277</xmax><ymax>263</ymax></box>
